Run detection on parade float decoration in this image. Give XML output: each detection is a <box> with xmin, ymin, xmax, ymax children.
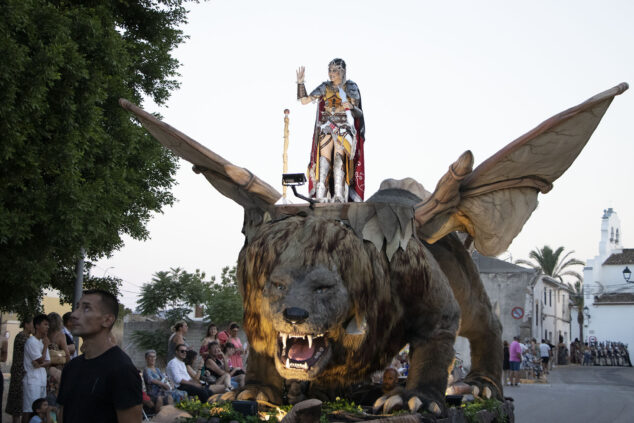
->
<box><xmin>120</xmin><ymin>68</ymin><xmax>627</xmax><ymax>419</ymax></box>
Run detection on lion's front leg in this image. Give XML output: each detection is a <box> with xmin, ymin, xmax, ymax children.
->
<box><xmin>374</xmin><ymin>326</ymin><xmax>457</xmax><ymax>416</ymax></box>
<box><xmin>374</xmin><ymin>262</ymin><xmax>460</xmax><ymax>416</ymax></box>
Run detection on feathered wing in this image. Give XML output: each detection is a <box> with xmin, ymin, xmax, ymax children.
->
<box><xmin>118</xmin><ymin>99</ymin><xmax>281</xmax><ymax>211</ymax></box>
<box><xmin>415</xmin><ymin>83</ymin><xmax>628</xmax><ymax>256</ymax></box>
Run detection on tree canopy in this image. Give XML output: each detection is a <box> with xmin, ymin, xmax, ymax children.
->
<box><xmin>136</xmin><ymin>266</ymin><xmax>243</xmax><ymax>324</ymax></box>
<box><xmin>515</xmin><ymin>245</ymin><xmax>584</xmax><ymax>281</ymax></box>
<box><xmin>0</xmin><ymin>0</ymin><xmax>196</xmax><ymax>313</ymax></box>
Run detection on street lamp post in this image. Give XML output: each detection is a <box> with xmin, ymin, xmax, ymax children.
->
<box><xmin>623</xmin><ymin>266</ymin><xmax>632</xmax><ymax>283</ymax></box>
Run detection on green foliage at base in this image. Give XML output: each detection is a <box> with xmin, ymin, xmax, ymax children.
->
<box><xmin>461</xmin><ymin>398</ymin><xmax>507</xmax><ymax>423</ymax></box>
<box><xmin>176</xmin><ymin>399</ymin><xmax>261</xmax><ymax>423</ymax></box>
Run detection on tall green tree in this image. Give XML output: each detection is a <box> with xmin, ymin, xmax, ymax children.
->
<box><xmin>0</xmin><ymin>0</ymin><xmax>197</xmax><ymax>313</ymax></box>
<box><xmin>205</xmin><ymin>265</ymin><xmax>243</xmax><ymax>325</ymax></box>
<box><xmin>515</xmin><ymin>245</ymin><xmax>584</xmax><ymax>281</ymax></box>
<box><xmin>137</xmin><ymin>267</ymin><xmax>211</xmax><ymax>322</ymax></box>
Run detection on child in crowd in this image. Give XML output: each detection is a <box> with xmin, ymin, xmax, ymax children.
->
<box><xmin>29</xmin><ymin>398</ymin><xmax>49</xmax><ymax>423</ymax></box>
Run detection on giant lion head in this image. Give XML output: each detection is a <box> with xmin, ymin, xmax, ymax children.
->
<box><xmin>237</xmin><ymin>214</ymin><xmax>405</xmax><ymax>383</ymax></box>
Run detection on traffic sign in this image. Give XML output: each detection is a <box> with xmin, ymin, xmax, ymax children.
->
<box><xmin>511</xmin><ymin>306</ymin><xmax>524</xmax><ymax>319</ymax></box>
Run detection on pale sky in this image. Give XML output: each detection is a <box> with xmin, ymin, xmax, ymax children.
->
<box><xmin>96</xmin><ymin>0</ymin><xmax>634</xmax><ymax>309</ymax></box>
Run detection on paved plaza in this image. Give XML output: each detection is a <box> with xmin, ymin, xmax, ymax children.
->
<box><xmin>509</xmin><ymin>365</ymin><xmax>634</xmax><ymax>423</ymax></box>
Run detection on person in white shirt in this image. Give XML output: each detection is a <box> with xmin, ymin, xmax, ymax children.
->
<box><xmin>166</xmin><ymin>344</ymin><xmax>212</xmax><ymax>402</ymax></box>
<box><xmin>23</xmin><ymin>314</ymin><xmax>50</xmax><ymax>418</ymax></box>
<box><xmin>539</xmin><ymin>340</ymin><xmax>551</xmax><ymax>375</ymax></box>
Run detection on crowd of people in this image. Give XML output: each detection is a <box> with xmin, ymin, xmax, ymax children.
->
<box><xmin>1</xmin><ymin>290</ymin><xmax>249</xmax><ymax>423</ymax></box>
<box><xmin>503</xmin><ymin>335</ymin><xmax>632</xmax><ymax>385</ymax></box>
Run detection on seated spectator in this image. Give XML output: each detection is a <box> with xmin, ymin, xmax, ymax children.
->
<box><xmin>199</xmin><ymin>323</ymin><xmax>219</xmax><ymax>361</ymax></box>
<box><xmin>166</xmin><ymin>344</ymin><xmax>213</xmax><ymax>402</ymax></box>
<box><xmin>140</xmin><ymin>369</ymin><xmax>169</xmax><ymax>416</ymax></box>
<box><xmin>28</xmin><ymin>398</ymin><xmax>49</xmax><ymax>423</ymax></box>
<box><xmin>142</xmin><ymin>350</ymin><xmax>186</xmax><ymax>406</ymax></box>
<box><xmin>381</xmin><ymin>368</ymin><xmax>401</xmax><ymax>395</ymax></box>
<box><xmin>184</xmin><ymin>350</ymin><xmax>202</xmax><ymax>383</ymax></box>
<box><xmin>202</xmin><ymin>342</ymin><xmax>233</xmax><ymax>391</ymax></box>
<box><xmin>222</xmin><ymin>343</ymin><xmax>246</xmax><ymax>389</ymax></box>
<box><xmin>218</xmin><ymin>323</ymin><xmax>245</xmax><ymax>370</ymax></box>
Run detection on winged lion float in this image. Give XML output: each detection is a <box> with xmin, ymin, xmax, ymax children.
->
<box><xmin>120</xmin><ymin>82</ymin><xmax>627</xmax><ymax>416</ymax></box>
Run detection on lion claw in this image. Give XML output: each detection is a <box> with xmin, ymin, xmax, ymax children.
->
<box><xmin>426</xmin><ymin>401</ymin><xmax>441</xmax><ymax>416</ymax></box>
<box><xmin>372</xmin><ymin>394</ymin><xmax>403</xmax><ymax>414</ymax></box>
<box><xmin>407</xmin><ymin>397</ymin><xmax>422</xmax><ymax>412</ymax></box>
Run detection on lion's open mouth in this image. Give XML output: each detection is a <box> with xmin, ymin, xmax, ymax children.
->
<box><xmin>276</xmin><ymin>332</ymin><xmax>330</xmax><ymax>375</ymax></box>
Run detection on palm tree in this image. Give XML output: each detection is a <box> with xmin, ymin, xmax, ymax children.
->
<box><xmin>570</xmin><ymin>279</ymin><xmax>585</xmax><ymax>343</ymax></box>
<box><xmin>515</xmin><ymin>245</ymin><xmax>585</xmax><ymax>281</ymax></box>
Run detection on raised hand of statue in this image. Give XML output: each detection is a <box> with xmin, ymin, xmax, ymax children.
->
<box><xmin>296</xmin><ymin>66</ymin><xmax>305</xmax><ymax>84</ymax></box>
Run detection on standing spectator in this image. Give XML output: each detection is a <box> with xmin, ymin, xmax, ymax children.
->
<box><xmin>502</xmin><ymin>340</ymin><xmax>510</xmax><ymax>386</ymax></box>
<box><xmin>46</xmin><ymin>313</ymin><xmax>70</xmax><ymax>385</ymax></box>
<box><xmin>539</xmin><ymin>339</ymin><xmax>551</xmax><ymax>375</ymax></box>
<box><xmin>23</xmin><ymin>315</ymin><xmax>50</xmax><ymax>422</ymax></box>
<box><xmin>509</xmin><ymin>336</ymin><xmax>522</xmax><ymax>386</ymax></box>
<box><xmin>199</xmin><ymin>323</ymin><xmax>219</xmax><ymax>361</ymax></box>
<box><xmin>57</xmin><ymin>289</ymin><xmax>142</xmax><ymax>423</ymax></box>
<box><xmin>5</xmin><ymin>317</ymin><xmax>33</xmax><ymax>423</ymax></box>
<box><xmin>166</xmin><ymin>344</ymin><xmax>214</xmax><ymax>401</ymax></box>
<box><xmin>217</xmin><ymin>323</ymin><xmax>245</xmax><ymax>370</ymax></box>
<box><xmin>1</xmin><ymin>328</ymin><xmax>9</xmax><ymax>423</ymax></box>
<box><xmin>61</xmin><ymin>312</ymin><xmax>76</xmax><ymax>358</ymax></box>
<box><xmin>167</xmin><ymin>321</ymin><xmax>189</xmax><ymax>362</ymax></box>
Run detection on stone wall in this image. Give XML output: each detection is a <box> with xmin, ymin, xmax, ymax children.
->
<box><xmin>122</xmin><ymin>318</ymin><xmax>246</xmax><ymax>369</ymax></box>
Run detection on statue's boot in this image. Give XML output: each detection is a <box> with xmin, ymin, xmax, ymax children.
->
<box><xmin>333</xmin><ymin>153</ymin><xmax>345</xmax><ymax>203</ymax></box>
<box><xmin>316</xmin><ymin>157</ymin><xmax>330</xmax><ymax>202</ymax></box>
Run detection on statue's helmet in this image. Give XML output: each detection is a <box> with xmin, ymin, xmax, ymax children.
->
<box><xmin>328</xmin><ymin>58</ymin><xmax>346</xmax><ymax>83</ymax></box>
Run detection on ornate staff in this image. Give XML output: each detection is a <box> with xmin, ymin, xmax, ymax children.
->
<box><xmin>282</xmin><ymin>109</ymin><xmax>290</xmax><ymax>200</ymax></box>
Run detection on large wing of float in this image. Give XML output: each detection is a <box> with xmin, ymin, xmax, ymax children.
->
<box><xmin>415</xmin><ymin>83</ymin><xmax>628</xmax><ymax>256</ymax></box>
<box><xmin>118</xmin><ymin>99</ymin><xmax>281</xmax><ymax>210</ymax></box>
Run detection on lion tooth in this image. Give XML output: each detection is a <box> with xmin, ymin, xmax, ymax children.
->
<box><xmin>281</xmin><ymin>333</ymin><xmax>288</xmax><ymax>350</ymax></box>
<box><xmin>307</xmin><ymin>334</ymin><xmax>313</xmax><ymax>349</ymax></box>
<box><xmin>286</xmin><ymin>358</ymin><xmax>290</xmax><ymax>369</ymax></box>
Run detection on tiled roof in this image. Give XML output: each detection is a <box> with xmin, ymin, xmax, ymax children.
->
<box><xmin>471</xmin><ymin>252</ymin><xmax>538</xmax><ymax>274</ymax></box>
<box><xmin>594</xmin><ymin>292</ymin><xmax>634</xmax><ymax>304</ymax></box>
<box><xmin>603</xmin><ymin>249</ymin><xmax>634</xmax><ymax>265</ymax></box>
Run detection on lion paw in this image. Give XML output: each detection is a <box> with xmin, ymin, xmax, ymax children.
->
<box><xmin>463</xmin><ymin>375</ymin><xmax>502</xmax><ymax>400</ymax></box>
<box><xmin>209</xmin><ymin>390</ymin><xmax>237</xmax><ymax>404</ymax></box>
<box><xmin>372</xmin><ymin>393</ymin><xmax>442</xmax><ymax>416</ymax></box>
<box><xmin>235</xmin><ymin>384</ymin><xmax>283</xmax><ymax>405</ymax></box>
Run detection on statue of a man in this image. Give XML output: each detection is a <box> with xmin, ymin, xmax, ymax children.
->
<box><xmin>297</xmin><ymin>59</ymin><xmax>365</xmax><ymax>203</ymax></box>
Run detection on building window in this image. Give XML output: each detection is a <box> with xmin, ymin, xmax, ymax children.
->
<box><xmin>545</xmin><ymin>329</ymin><xmax>547</xmax><ymax>340</ymax></box>
<box><xmin>549</xmin><ymin>331</ymin><xmax>552</xmax><ymax>342</ymax></box>
<box><xmin>544</xmin><ymin>288</ymin><xmax>547</xmax><ymax>304</ymax></box>
<box><xmin>549</xmin><ymin>290</ymin><xmax>552</xmax><ymax>307</ymax></box>
<box><xmin>536</xmin><ymin>303</ymin><xmax>539</xmax><ymax>326</ymax></box>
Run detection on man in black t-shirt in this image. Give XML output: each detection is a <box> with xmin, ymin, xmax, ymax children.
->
<box><xmin>57</xmin><ymin>289</ymin><xmax>142</xmax><ymax>423</ymax></box>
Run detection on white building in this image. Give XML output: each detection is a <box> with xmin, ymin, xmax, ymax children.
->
<box><xmin>583</xmin><ymin>208</ymin><xmax>634</xmax><ymax>349</ymax></box>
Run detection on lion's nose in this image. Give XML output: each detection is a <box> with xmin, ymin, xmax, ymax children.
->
<box><xmin>283</xmin><ymin>307</ymin><xmax>309</xmax><ymax>324</ymax></box>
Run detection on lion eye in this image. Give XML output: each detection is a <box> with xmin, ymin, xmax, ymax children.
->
<box><xmin>272</xmin><ymin>282</ymin><xmax>286</xmax><ymax>291</ymax></box>
<box><xmin>315</xmin><ymin>286</ymin><xmax>330</xmax><ymax>293</ymax></box>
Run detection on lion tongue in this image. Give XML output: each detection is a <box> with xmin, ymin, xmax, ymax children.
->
<box><xmin>288</xmin><ymin>342</ymin><xmax>315</xmax><ymax>361</ymax></box>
